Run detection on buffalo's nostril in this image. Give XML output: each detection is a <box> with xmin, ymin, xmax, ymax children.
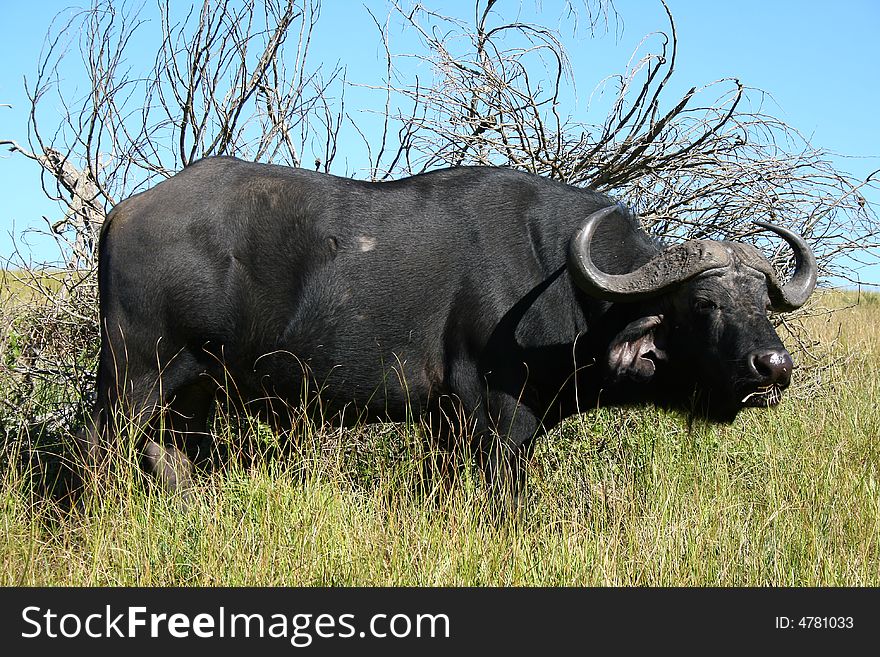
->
<box><xmin>748</xmin><ymin>349</ymin><xmax>793</xmax><ymax>387</ymax></box>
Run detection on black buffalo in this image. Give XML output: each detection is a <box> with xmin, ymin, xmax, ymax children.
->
<box><xmin>85</xmin><ymin>156</ymin><xmax>817</xmax><ymax>499</ymax></box>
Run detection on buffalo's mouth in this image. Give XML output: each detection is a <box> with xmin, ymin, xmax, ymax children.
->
<box><xmin>740</xmin><ymin>385</ymin><xmax>784</xmax><ymax>408</ymax></box>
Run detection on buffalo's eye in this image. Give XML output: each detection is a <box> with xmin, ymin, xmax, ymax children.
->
<box><xmin>693</xmin><ymin>297</ymin><xmax>718</xmax><ymax>314</ymax></box>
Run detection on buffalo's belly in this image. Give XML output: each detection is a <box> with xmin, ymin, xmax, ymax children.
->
<box><xmin>230</xmin><ymin>336</ymin><xmax>444</xmax><ymax>423</ymax></box>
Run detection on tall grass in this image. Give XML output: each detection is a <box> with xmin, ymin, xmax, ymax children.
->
<box><xmin>2</xmin><ymin>290</ymin><xmax>879</xmax><ymax>585</ymax></box>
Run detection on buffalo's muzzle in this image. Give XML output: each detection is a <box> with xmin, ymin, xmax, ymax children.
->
<box><xmin>740</xmin><ymin>348</ymin><xmax>793</xmax><ymax>407</ymax></box>
<box><xmin>748</xmin><ymin>348</ymin><xmax>793</xmax><ymax>388</ymax></box>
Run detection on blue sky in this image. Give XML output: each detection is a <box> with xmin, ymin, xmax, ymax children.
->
<box><xmin>1</xmin><ymin>0</ymin><xmax>878</xmax><ymax>283</ymax></box>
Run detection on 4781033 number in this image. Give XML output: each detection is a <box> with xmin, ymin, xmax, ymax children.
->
<box><xmin>776</xmin><ymin>616</ymin><xmax>854</xmax><ymax>629</ymax></box>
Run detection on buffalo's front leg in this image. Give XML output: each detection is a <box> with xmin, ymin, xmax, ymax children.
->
<box><xmin>475</xmin><ymin>391</ymin><xmax>542</xmax><ymax>513</ymax></box>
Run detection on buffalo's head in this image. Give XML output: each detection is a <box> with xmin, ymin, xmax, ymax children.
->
<box><xmin>568</xmin><ymin>206</ymin><xmax>818</xmax><ymax>422</ymax></box>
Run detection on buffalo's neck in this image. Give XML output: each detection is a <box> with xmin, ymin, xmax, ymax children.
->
<box><xmin>514</xmin><ymin>296</ymin><xmax>662</xmax><ymax>429</ymax></box>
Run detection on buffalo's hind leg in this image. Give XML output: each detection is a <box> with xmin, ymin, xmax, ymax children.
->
<box><xmin>78</xmin><ymin>363</ymin><xmax>163</xmax><ymax>493</ymax></box>
<box><xmin>70</xmin><ymin>395</ymin><xmax>114</xmax><ymax>505</ymax></box>
<box><xmin>144</xmin><ymin>379</ymin><xmax>216</xmax><ymax>498</ymax></box>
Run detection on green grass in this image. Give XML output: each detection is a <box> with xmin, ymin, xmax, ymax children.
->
<box><xmin>0</xmin><ymin>268</ymin><xmax>64</xmax><ymax>307</ymax></box>
<box><xmin>2</xmin><ymin>289</ymin><xmax>879</xmax><ymax>585</ymax></box>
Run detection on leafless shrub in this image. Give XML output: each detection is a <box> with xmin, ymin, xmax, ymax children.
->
<box><xmin>358</xmin><ymin>1</ymin><xmax>877</xmax><ymax>284</ymax></box>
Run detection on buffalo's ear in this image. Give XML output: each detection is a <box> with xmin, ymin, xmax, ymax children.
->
<box><xmin>607</xmin><ymin>315</ymin><xmax>667</xmax><ymax>382</ymax></box>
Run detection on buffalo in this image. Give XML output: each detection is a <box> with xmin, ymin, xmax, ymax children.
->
<box><xmin>84</xmin><ymin>156</ymin><xmax>817</xmax><ymax>501</ymax></box>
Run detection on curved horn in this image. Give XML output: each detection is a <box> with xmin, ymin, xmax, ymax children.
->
<box><xmin>752</xmin><ymin>220</ymin><xmax>818</xmax><ymax>311</ymax></box>
<box><xmin>568</xmin><ymin>205</ymin><xmax>731</xmax><ymax>302</ymax></box>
